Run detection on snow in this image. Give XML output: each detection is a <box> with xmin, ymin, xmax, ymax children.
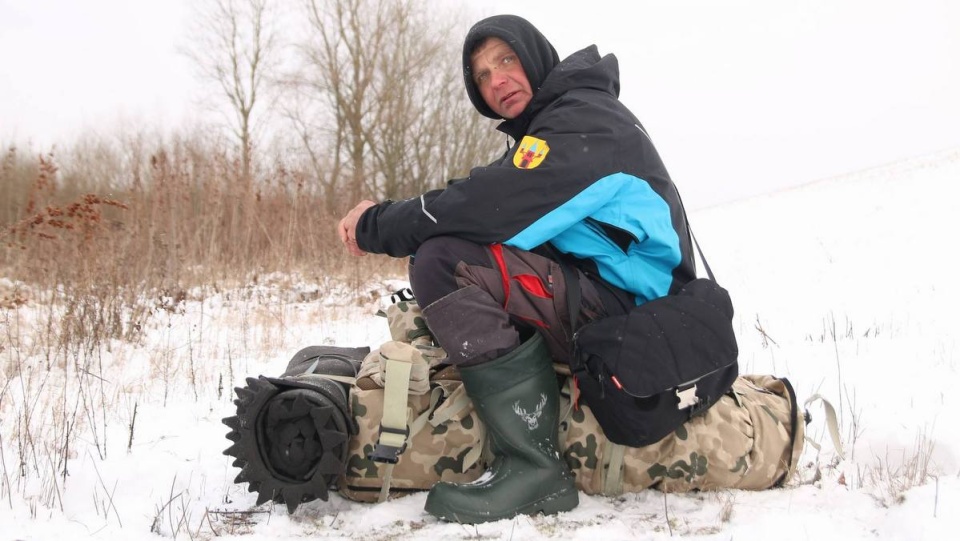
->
<box><xmin>2</xmin><ymin>149</ymin><xmax>959</xmax><ymax>539</ymax></box>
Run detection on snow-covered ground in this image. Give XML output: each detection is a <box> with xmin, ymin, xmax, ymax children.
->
<box><xmin>2</xmin><ymin>148</ymin><xmax>958</xmax><ymax>540</ymax></box>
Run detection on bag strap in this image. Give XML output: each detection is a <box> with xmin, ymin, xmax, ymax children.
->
<box><xmin>601</xmin><ymin>442</ymin><xmax>627</xmax><ymax>496</ymax></box>
<box><xmin>803</xmin><ymin>394</ymin><xmax>846</xmax><ymax>461</ymax></box>
<box><xmin>371</xmin><ymin>356</ymin><xmax>485</xmax><ymax>503</ymax></box>
<box><xmin>675</xmin><ymin>189</ymin><xmax>717</xmax><ymax>282</ymax></box>
<box><xmin>376</xmin><ymin>386</ymin><xmax>444</xmax><ymax>503</ymax></box>
<box><xmin>427</xmin><ymin>386</ymin><xmax>485</xmax><ymax>473</ymax></box>
<box><xmin>559</xmin><ymin>260</ymin><xmax>582</xmax><ymax>333</ymax></box>
<box><xmin>558</xmin><ymin>378</ymin><xmax>627</xmax><ymax>496</ymax></box>
<box><xmin>369</xmin><ymin>357</ymin><xmax>414</xmax><ymax>464</ymax></box>
<box><xmin>689</xmin><ymin>231</ymin><xmax>716</xmax><ymax>282</ymax></box>
<box><xmin>368</xmin><ymin>341</ymin><xmax>432</xmax><ymax>464</ymax></box>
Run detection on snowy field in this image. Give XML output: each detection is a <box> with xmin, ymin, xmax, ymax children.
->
<box><xmin>2</xmin><ymin>148</ymin><xmax>958</xmax><ymax>540</ymax></box>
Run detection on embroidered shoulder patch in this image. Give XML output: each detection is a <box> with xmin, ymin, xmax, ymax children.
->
<box><xmin>513</xmin><ymin>136</ymin><xmax>550</xmax><ymax>169</ymax></box>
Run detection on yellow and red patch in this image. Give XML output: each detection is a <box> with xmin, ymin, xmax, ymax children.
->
<box><xmin>513</xmin><ymin>136</ymin><xmax>550</xmax><ymax>169</ymax></box>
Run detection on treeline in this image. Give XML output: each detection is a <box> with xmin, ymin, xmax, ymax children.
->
<box><xmin>0</xmin><ymin>0</ymin><xmax>504</xmax><ymax>345</ymax></box>
<box><xmin>180</xmin><ymin>0</ymin><xmax>504</xmax><ymax>209</ymax></box>
<box><xmin>1</xmin><ymin>0</ymin><xmax>503</xmax><ymax>296</ymax></box>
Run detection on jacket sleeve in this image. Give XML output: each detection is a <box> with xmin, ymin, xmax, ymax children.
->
<box><xmin>355</xmin><ymin>95</ymin><xmax>634</xmax><ymax>257</ymax></box>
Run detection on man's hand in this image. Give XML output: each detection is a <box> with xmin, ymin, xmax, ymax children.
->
<box><xmin>338</xmin><ymin>200</ymin><xmax>377</xmax><ymax>256</ymax></box>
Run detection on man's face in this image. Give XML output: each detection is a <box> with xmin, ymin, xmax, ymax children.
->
<box><xmin>470</xmin><ymin>37</ymin><xmax>533</xmax><ymax>119</ymax></box>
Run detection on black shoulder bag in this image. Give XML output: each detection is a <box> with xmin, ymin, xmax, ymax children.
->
<box><xmin>561</xmin><ymin>228</ymin><xmax>739</xmax><ymax>447</ymax></box>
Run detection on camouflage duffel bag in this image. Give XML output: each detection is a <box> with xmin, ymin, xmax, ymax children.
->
<box><xmin>337</xmin><ymin>343</ymin><xmax>487</xmax><ymax>502</ymax></box>
<box><xmin>223</xmin><ymin>289</ymin><xmax>805</xmax><ymax>510</ymax></box>
<box><xmin>336</xmin><ymin>296</ymin><xmax>487</xmax><ymax>503</ymax></box>
<box><xmin>560</xmin><ymin>374</ymin><xmax>805</xmax><ymax>495</ymax></box>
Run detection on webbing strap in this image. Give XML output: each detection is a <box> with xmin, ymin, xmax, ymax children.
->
<box><xmin>558</xmin><ymin>378</ymin><xmax>576</xmax><ymax>424</ymax></box>
<box><xmin>377</xmin><ymin>464</ymin><xmax>396</xmax><ymax>504</ymax></box>
<box><xmin>556</xmin><ymin>379</ymin><xmax>576</xmax><ymax>456</ymax></box>
<box><xmin>377</xmin><ymin>386</ymin><xmax>444</xmax><ymax>503</ymax></box>
<box><xmin>803</xmin><ymin>394</ymin><xmax>846</xmax><ymax>460</ymax></box>
<box><xmin>409</xmin><ymin>387</ymin><xmax>444</xmax><ymax>436</ymax></box>
<box><xmin>425</xmin><ymin>386</ymin><xmax>485</xmax><ymax>473</ymax></box>
<box><xmin>461</xmin><ymin>432</ymin><xmax>485</xmax><ymax>475</ymax></box>
<box><xmin>602</xmin><ymin>442</ymin><xmax>627</xmax><ymax>496</ymax></box>
<box><xmin>380</xmin><ymin>358</ymin><xmax>413</xmax><ymax>449</ymax></box>
<box><xmin>368</xmin><ymin>358</ymin><xmax>413</xmax><ymax>468</ymax></box>
<box><xmin>558</xmin><ymin>377</ymin><xmax>631</xmax><ymax>495</ymax></box>
<box><xmin>675</xmin><ymin>189</ymin><xmax>717</xmax><ymax>282</ymax></box>
<box><xmin>427</xmin><ymin>388</ymin><xmax>471</xmax><ymax>427</ymax></box>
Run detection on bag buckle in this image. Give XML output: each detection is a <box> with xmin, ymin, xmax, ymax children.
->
<box><xmin>689</xmin><ymin>397</ymin><xmax>709</xmax><ymax>418</ymax></box>
<box><xmin>368</xmin><ymin>424</ymin><xmax>410</xmax><ymax>464</ymax></box>
<box><xmin>389</xmin><ymin>287</ymin><xmax>415</xmax><ymax>304</ymax></box>
<box><xmin>676</xmin><ymin>385</ymin><xmax>699</xmax><ymax>410</ymax></box>
<box><xmin>677</xmin><ymin>385</ymin><xmax>709</xmax><ymax>418</ymax></box>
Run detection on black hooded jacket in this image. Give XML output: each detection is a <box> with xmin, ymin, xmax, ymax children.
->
<box><xmin>356</xmin><ymin>15</ymin><xmax>695</xmax><ymax>303</ymax></box>
<box><xmin>461</xmin><ymin>14</ymin><xmax>560</xmax><ymax>121</ymax></box>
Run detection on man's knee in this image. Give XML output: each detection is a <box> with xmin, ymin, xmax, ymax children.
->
<box><xmin>409</xmin><ymin>237</ymin><xmax>491</xmax><ymax>307</ymax></box>
<box><xmin>412</xmin><ymin>237</ymin><xmax>483</xmax><ymax>273</ymax></box>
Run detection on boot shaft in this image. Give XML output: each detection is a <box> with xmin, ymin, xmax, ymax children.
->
<box><xmin>424</xmin><ymin>332</ymin><xmax>578</xmax><ymax>523</ymax></box>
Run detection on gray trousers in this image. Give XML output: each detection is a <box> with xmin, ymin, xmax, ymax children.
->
<box><xmin>408</xmin><ymin>237</ymin><xmax>622</xmax><ymax>366</ymax></box>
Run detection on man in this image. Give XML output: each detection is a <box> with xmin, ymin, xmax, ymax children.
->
<box><xmin>338</xmin><ymin>14</ymin><xmax>695</xmax><ymax>523</ymax></box>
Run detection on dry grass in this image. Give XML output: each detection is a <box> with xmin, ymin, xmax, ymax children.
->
<box><xmin>865</xmin><ymin>430</ymin><xmax>937</xmax><ymax>508</ymax></box>
<box><xmin>3</xmin><ymin>138</ymin><xmax>401</xmax><ymax>282</ymax></box>
<box><xmin>0</xmin><ymin>133</ymin><xmax>404</xmax><ymax>522</ymax></box>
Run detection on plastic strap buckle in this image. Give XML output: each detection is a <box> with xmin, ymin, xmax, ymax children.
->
<box><xmin>686</xmin><ymin>391</ymin><xmax>710</xmax><ymax>419</ymax></box>
<box><xmin>368</xmin><ymin>424</ymin><xmax>410</xmax><ymax>464</ymax></box>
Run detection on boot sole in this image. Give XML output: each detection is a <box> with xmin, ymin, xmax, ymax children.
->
<box><xmin>426</xmin><ymin>486</ymin><xmax>579</xmax><ymax>524</ymax></box>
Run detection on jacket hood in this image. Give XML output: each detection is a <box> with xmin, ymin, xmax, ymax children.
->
<box><xmin>462</xmin><ymin>14</ymin><xmax>560</xmax><ymax>120</ymax></box>
<box><xmin>529</xmin><ymin>45</ymin><xmax>620</xmax><ymax>109</ymax></box>
<box><xmin>498</xmin><ymin>45</ymin><xmax>621</xmax><ymax>139</ymax></box>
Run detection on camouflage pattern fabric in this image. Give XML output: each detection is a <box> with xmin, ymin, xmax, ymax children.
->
<box><xmin>561</xmin><ymin>374</ymin><xmax>804</xmax><ymax>495</ymax></box>
<box><xmin>338</xmin><ymin>356</ymin><xmax>486</xmax><ymax>502</ymax></box>
<box><xmin>385</xmin><ymin>298</ymin><xmax>430</xmax><ymax>344</ymax></box>
<box><xmin>338</xmin><ymin>299</ymin><xmax>486</xmax><ymax>502</ymax></box>
<box><xmin>356</xmin><ymin>341</ymin><xmax>432</xmax><ymax>395</ymax></box>
<box><xmin>385</xmin><ymin>298</ymin><xmax>447</xmax><ymax>366</ymax></box>
<box><xmin>337</xmin><ymin>296</ymin><xmax>803</xmax><ymax>502</ymax></box>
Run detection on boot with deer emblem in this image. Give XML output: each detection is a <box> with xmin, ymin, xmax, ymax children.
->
<box><xmin>424</xmin><ymin>332</ymin><xmax>578</xmax><ymax>523</ymax></box>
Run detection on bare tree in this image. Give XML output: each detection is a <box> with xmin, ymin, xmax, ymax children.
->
<box><xmin>185</xmin><ymin>0</ymin><xmax>280</xmax><ymax>187</ymax></box>
<box><xmin>289</xmin><ymin>0</ymin><xmax>503</xmax><ymax>210</ymax></box>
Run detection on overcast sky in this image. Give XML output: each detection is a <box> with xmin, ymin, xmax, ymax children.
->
<box><xmin>2</xmin><ymin>0</ymin><xmax>959</xmax><ymax>209</ymax></box>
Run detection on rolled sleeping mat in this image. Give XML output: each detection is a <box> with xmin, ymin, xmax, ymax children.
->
<box><xmin>223</xmin><ymin>346</ymin><xmax>367</xmax><ymax>513</ymax></box>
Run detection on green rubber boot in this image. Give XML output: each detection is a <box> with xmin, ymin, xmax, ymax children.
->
<box><xmin>424</xmin><ymin>333</ymin><xmax>578</xmax><ymax>523</ymax></box>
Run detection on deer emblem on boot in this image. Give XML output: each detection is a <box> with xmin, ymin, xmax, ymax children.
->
<box><xmin>513</xmin><ymin>393</ymin><xmax>548</xmax><ymax>430</ymax></box>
